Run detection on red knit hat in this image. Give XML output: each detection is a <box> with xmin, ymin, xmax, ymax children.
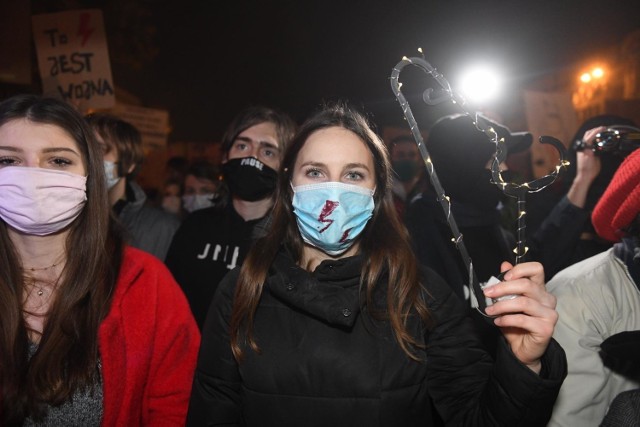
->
<box><xmin>592</xmin><ymin>149</ymin><xmax>640</xmax><ymax>242</ymax></box>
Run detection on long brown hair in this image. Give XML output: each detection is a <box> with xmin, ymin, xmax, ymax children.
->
<box><xmin>0</xmin><ymin>95</ymin><xmax>123</xmax><ymax>423</ymax></box>
<box><xmin>230</xmin><ymin>103</ymin><xmax>431</xmax><ymax>361</ymax></box>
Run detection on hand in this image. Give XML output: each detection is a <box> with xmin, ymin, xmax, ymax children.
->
<box><xmin>575</xmin><ymin>148</ymin><xmax>601</xmax><ymax>185</ymax></box>
<box><xmin>483</xmin><ymin>261</ymin><xmax>558</xmax><ymax>374</ymax></box>
<box><xmin>576</xmin><ymin>126</ymin><xmax>604</xmax><ymax>184</ymax></box>
<box><xmin>567</xmin><ymin>127</ymin><xmax>604</xmax><ymax>208</ymax></box>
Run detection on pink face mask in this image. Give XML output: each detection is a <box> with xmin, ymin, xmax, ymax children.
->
<box><xmin>0</xmin><ymin>166</ymin><xmax>87</xmax><ymax>236</ymax></box>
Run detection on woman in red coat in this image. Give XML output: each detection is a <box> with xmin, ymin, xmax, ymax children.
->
<box><xmin>0</xmin><ymin>95</ymin><xmax>200</xmax><ymax>426</ymax></box>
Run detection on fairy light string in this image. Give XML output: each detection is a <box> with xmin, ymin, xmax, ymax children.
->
<box><xmin>473</xmin><ymin>110</ymin><xmax>568</xmax><ymax>262</ymax></box>
<box><xmin>390</xmin><ymin>52</ymin><xmax>567</xmax><ymax>313</ymax></box>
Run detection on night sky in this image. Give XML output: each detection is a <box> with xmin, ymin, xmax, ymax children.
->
<box><xmin>116</xmin><ymin>0</ymin><xmax>640</xmax><ymax>142</ymax></box>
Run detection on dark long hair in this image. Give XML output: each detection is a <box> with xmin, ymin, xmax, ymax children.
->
<box><xmin>0</xmin><ymin>95</ymin><xmax>123</xmax><ymax>423</ymax></box>
<box><xmin>230</xmin><ymin>103</ymin><xmax>431</xmax><ymax>361</ymax></box>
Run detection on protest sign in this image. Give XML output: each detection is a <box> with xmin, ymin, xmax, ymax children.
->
<box><xmin>32</xmin><ymin>9</ymin><xmax>115</xmax><ymax>111</ymax></box>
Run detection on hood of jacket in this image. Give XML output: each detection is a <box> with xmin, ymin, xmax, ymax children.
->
<box><xmin>266</xmin><ymin>249</ymin><xmax>365</xmax><ymax>328</ymax></box>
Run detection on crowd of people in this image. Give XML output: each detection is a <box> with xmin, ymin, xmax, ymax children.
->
<box><xmin>0</xmin><ymin>91</ymin><xmax>639</xmax><ymax>426</ymax></box>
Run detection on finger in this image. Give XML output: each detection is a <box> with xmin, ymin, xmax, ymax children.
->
<box><xmin>500</xmin><ymin>261</ymin><xmax>512</xmax><ymax>274</ymax></box>
<box><xmin>486</xmin><ymin>291</ymin><xmax>557</xmax><ymax>317</ymax></box>
<box><xmin>485</xmin><ymin>278</ymin><xmax>556</xmax><ymax>310</ymax></box>
<box><xmin>583</xmin><ymin>126</ymin><xmax>606</xmax><ymax>142</ymax></box>
<box><xmin>493</xmin><ymin>307</ymin><xmax>558</xmax><ymax>337</ymax></box>
<box><xmin>496</xmin><ymin>298</ymin><xmax>558</xmax><ymax>326</ymax></box>
<box><xmin>501</xmin><ymin>261</ymin><xmax>544</xmax><ymax>283</ymax></box>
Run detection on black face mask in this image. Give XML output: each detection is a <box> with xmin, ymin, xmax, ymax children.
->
<box><xmin>222</xmin><ymin>157</ymin><xmax>278</xmax><ymax>201</ymax></box>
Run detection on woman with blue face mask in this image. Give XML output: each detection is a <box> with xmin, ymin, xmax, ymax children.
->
<box><xmin>188</xmin><ymin>103</ymin><xmax>568</xmax><ymax>426</ymax></box>
<box><xmin>0</xmin><ymin>95</ymin><xmax>200</xmax><ymax>426</ymax></box>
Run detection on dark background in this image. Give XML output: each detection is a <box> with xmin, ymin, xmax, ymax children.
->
<box><xmin>21</xmin><ymin>0</ymin><xmax>640</xmax><ymax>141</ymax></box>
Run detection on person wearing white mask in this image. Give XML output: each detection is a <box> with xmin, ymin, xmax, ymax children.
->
<box><xmin>85</xmin><ymin>113</ymin><xmax>180</xmax><ymax>261</ymax></box>
<box><xmin>181</xmin><ymin>160</ymin><xmax>224</xmax><ymax>214</ymax></box>
<box><xmin>161</xmin><ymin>178</ymin><xmax>183</xmax><ymax>216</ymax></box>
<box><xmin>0</xmin><ymin>94</ymin><xmax>199</xmax><ymax>425</ymax></box>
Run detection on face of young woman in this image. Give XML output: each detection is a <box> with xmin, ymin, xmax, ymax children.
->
<box><xmin>292</xmin><ymin>126</ymin><xmax>376</xmax><ymax>190</ymax></box>
<box><xmin>0</xmin><ymin>119</ymin><xmax>86</xmax><ymax>175</ymax></box>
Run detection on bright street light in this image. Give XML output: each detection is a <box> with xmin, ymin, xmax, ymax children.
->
<box><xmin>578</xmin><ymin>65</ymin><xmax>607</xmax><ymax>83</ymax></box>
<box><xmin>457</xmin><ymin>65</ymin><xmax>502</xmax><ymax>104</ymax></box>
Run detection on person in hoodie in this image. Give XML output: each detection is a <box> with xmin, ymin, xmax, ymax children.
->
<box><xmin>404</xmin><ymin>113</ymin><xmax>533</xmax><ymax>357</ymax></box>
<box><xmin>165</xmin><ymin>106</ymin><xmax>296</xmax><ymax>329</ymax></box>
<box><xmin>404</xmin><ymin>114</ymin><xmax>532</xmax><ymax>301</ymax></box>
<box><xmin>86</xmin><ymin>112</ymin><xmax>180</xmax><ymax>261</ymax></box>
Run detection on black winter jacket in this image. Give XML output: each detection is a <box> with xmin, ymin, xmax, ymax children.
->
<box><xmin>188</xmin><ymin>248</ymin><xmax>566</xmax><ymax>426</ymax></box>
<box><xmin>528</xmin><ymin>196</ymin><xmax>612</xmax><ymax>280</ymax></box>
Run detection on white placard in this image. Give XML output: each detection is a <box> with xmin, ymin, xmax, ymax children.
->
<box><xmin>32</xmin><ymin>9</ymin><xmax>115</xmax><ymax>111</ymax></box>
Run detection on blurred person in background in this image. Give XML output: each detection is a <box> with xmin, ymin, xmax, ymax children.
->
<box><xmin>404</xmin><ymin>114</ymin><xmax>532</xmax><ymax>358</ymax></box>
<box><xmin>389</xmin><ymin>134</ymin><xmax>428</xmax><ymax>220</ymax></box>
<box><xmin>181</xmin><ymin>159</ymin><xmax>224</xmax><ymax>215</ymax></box>
<box><xmin>86</xmin><ymin>112</ymin><xmax>181</xmax><ymax>261</ymax></box>
<box><xmin>528</xmin><ymin>114</ymin><xmax>639</xmax><ymax>279</ymax></box>
<box><xmin>161</xmin><ymin>177</ymin><xmax>183</xmax><ymax>216</ymax></box>
<box><xmin>405</xmin><ymin>114</ymin><xmax>532</xmax><ymax>302</ymax></box>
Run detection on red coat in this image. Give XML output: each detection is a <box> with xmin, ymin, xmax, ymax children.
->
<box><xmin>99</xmin><ymin>247</ymin><xmax>200</xmax><ymax>426</ymax></box>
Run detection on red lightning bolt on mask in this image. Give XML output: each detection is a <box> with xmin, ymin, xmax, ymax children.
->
<box><xmin>317</xmin><ymin>200</ymin><xmax>339</xmax><ymax>233</ymax></box>
<box><xmin>291</xmin><ymin>182</ymin><xmax>375</xmax><ymax>256</ymax></box>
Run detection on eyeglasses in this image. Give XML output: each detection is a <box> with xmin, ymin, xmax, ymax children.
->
<box><xmin>574</xmin><ymin>125</ymin><xmax>640</xmax><ymax>155</ymax></box>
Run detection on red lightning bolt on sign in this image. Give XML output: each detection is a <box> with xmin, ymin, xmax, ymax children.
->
<box><xmin>77</xmin><ymin>12</ymin><xmax>95</xmax><ymax>47</ymax></box>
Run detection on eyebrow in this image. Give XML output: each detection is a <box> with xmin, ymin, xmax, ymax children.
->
<box><xmin>345</xmin><ymin>162</ymin><xmax>371</xmax><ymax>171</ymax></box>
<box><xmin>0</xmin><ymin>146</ymin><xmax>20</xmax><ymax>152</ymax></box>
<box><xmin>299</xmin><ymin>161</ymin><xmax>324</xmax><ymax>168</ymax></box>
<box><xmin>300</xmin><ymin>161</ymin><xmax>371</xmax><ymax>171</ymax></box>
<box><xmin>43</xmin><ymin>147</ymin><xmax>82</xmax><ymax>156</ymax></box>
<box><xmin>0</xmin><ymin>146</ymin><xmax>81</xmax><ymax>157</ymax></box>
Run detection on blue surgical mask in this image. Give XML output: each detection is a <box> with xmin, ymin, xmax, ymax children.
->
<box><xmin>292</xmin><ymin>182</ymin><xmax>375</xmax><ymax>256</ymax></box>
<box><xmin>103</xmin><ymin>160</ymin><xmax>121</xmax><ymax>190</ymax></box>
